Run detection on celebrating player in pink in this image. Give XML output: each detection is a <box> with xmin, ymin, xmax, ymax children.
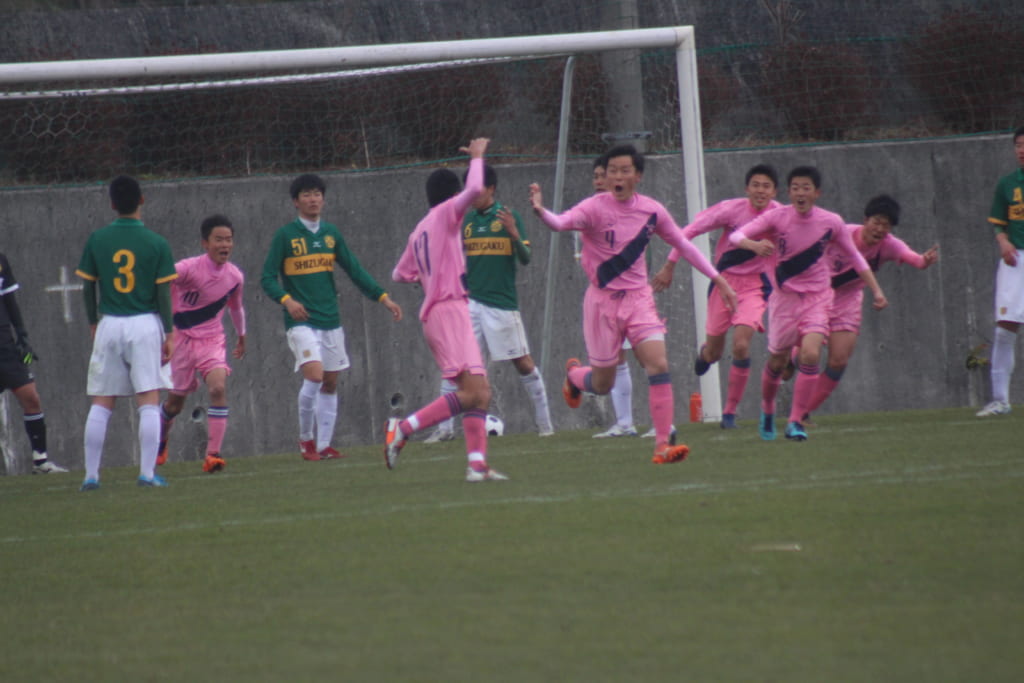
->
<box><xmin>157</xmin><ymin>215</ymin><xmax>247</xmax><ymax>473</ymax></box>
<box><xmin>802</xmin><ymin>195</ymin><xmax>938</xmax><ymax>420</ymax></box>
<box><xmin>652</xmin><ymin>164</ymin><xmax>781</xmax><ymax>429</ymax></box>
<box><xmin>388</xmin><ymin>137</ymin><xmax>508</xmax><ymax>482</ymax></box>
<box><xmin>730</xmin><ymin>166</ymin><xmax>888</xmax><ymax>442</ymax></box>
<box><xmin>529</xmin><ymin>144</ymin><xmax>737</xmax><ymax>464</ymax></box>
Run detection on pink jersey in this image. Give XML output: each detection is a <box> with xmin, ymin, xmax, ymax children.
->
<box><xmin>829</xmin><ymin>223</ymin><xmax>928</xmax><ymax>295</ymax></box>
<box><xmin>171</xmin><ymin>254</ymin><xmax>246</xmax><ymax>341</ymax></box>
<box><xmin>730</xmin><ymin>205</ymin><xmax>869</xmax><ymax>295</ymax></box>
<box><xmin>393</xmin><ymin>158</ymin><xmax>484</xmax><ymax>321</ymax></box>
<box><xmin>538</xmin><ymin>191</ymin><xmax>718</xmax><ymax>290</ymax></box>
<box><xmin>672</xmin><ymin>197</ymin><xmax>782</xmax><ymax>277</ymax></box>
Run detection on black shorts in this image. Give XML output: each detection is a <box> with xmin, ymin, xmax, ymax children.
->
<box><xmin>0</xmin><ymin>343</ymin><xmax>33</xmax><ymax>392</ymax></box>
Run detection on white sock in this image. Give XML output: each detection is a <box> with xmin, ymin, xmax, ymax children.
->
<box><xmin>84</xmin><ymin>404</ymin><xmax>112</xmax><ymax>481</ymax></box>
<box><xmin>611</xmin><ymin>362</ymin><xmax>633</xmax><ymax>429</ymax></box>
<box><xmin>991</xmin><ymin>326</ymin><xmax>1017</xmax><ymax>403</ymax></box>
<box><xmin>436</xmin><ymin>378</ymin><xmax>457</xmax><ymax>434</ymax></box>
<box><xmin>138</xmin><ymin>404</ymin><xmax>160</xmax><ymax>479</ymax></box>
<box><xmin>298</xmin><ymin>379</ymin><xmax>319</xmax><ymax>441</ymax></box>
<box><xmin>315</xmin><ymin>390</ymin><xmax>339</xmax><ymax>451</ymax></box>
<box><xmin>520</xmin><ymin>367</ymin><xmax>553</xmax><ymax>430</ymax></box>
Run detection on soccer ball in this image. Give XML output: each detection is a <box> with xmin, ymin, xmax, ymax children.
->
<box><xmin>485</xmin><ymin>414</ymin><xmax>504</xmax><ymax>437</ymax></box>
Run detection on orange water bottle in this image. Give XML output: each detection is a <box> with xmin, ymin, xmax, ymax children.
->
<box><xmin>689</xmin><ymin>392</ymin><xmax>702</xmax><ymax>423</ymax></box>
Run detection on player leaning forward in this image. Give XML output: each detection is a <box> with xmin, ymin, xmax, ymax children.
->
<box><xmin>387</xmin><ymin>137</ymin><xmax>508</xmax><ymax>482</ymax></box>
<box><xmin>261</xmin><ymin>174</ymin><xmax>402</xmax><ymax>460</ymax></box>
<box><xmin>529</xmin><ymin>144</ymin><xmax>738</xmax><ymax>464</ymax></box>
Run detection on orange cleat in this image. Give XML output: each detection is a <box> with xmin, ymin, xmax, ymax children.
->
<box><xmin>562</xmin><ymin>358</ymin><xmax>583</xmax><ymax>409</ymax></box>
<box><xmin>156</xmin><ymin>440</ymin><xmax>169</xmax><ymax>466</ymax></box>
<box><xmin>651</xmin><ymin>443</ymin><xmax>690</xmax><ymax>465</ymax></box>
<box><xmin>300</xmin><ymin>439</ymin><xmax>319</xmax><ymax>461</ymax></box>
<box><xmin>203</xmin><ymin>453</ymin><xmax>226</xmax><ymax>473</ymax></box>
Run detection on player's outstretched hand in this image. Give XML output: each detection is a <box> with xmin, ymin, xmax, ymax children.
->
<box><xmin>497</xmin><ymin>207</ymin><xmax>520</xmax><ymax>241</ymax></box>
<box><xmin>460</xmin><ymin>138</ymin><xmax>490</xmax><ymax>159</ymax></box>
<box><xmin>651</xmin><ymin>262</ymin><xmax>675</xmax><ymax>293</ymax></box>
<box><xmin>529</xmin><ymin>183</ymin><xmax>544</xmax><ymax>212</ymax></box>
<box><xmin>382</xmin><ymin>295</ymin><xmax>403</xmax><ymax>322</ymax></box>
<box><xmin>923</xmin><ymin>244</ymin><xmax>939</xmax><ymax>267</ymax></box>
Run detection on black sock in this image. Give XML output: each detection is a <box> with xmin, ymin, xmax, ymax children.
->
<box><xmin>24</xmin><ymin>412</ymin><xmax>47</xmax><ymax>458</ymax></box>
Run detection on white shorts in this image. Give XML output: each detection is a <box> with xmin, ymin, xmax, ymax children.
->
<box><xmin>87</xmin><ymin>313</ymin><xmax>169</xmax><ymax>396</ymax></box>
<box><xmin>286</xmin><ymin>325</ymin><xmax>350</xmax><ymax>373</ymax></box>
<box><xmin>995</xmin><ymin>254</ymin><xmax>1024</xmax><ymax>323</ymax></box>
<box><xmin>469</xmin><ymin>298</ymin><xmax>529</xmax><ymax>362</ymax></box>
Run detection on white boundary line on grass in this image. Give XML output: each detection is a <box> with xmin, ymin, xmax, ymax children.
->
<box><xmin>2</xmin><ymin>458</ymin><xmax>1021</xmax><ymax>545</ymax></box>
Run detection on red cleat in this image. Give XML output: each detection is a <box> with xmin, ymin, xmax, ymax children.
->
<box><xmin>203</xmin><ymin>453</ymin><xmax>226</xmax><ymax>473</ymax></box>
<box><xmin>318</xmin><ymin>446</ymin><xmax>345</xmax><ymax>460</ymax></box>
<box><xmin>300</xmin><ymin>439</ymin><xmax>319</xmax><ymax>461</ymax></box>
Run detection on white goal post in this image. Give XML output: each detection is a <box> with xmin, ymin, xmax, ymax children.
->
<box><xmin>0</xmin><ymin>27</ymin><xmax>722</xmax><ymax>421</ymax></box>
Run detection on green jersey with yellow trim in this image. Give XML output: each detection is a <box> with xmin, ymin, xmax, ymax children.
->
<box><xmin>261</xmin><ymin>219</ymin><xmax>386</xmax><ymax>330</ymax></box>
<box><xmin>75</xmin><ymin>218</ymin><xmax>177</xmax><ymax>316</ymax></box>
<box><xmin>463</xmin><ymin>202</ymin><xmax>530</xmax><ymax>311</ymax></box>
<box><xmin>988</xmin><ymin>168</ymin><xmax>1024</xmax><ymax>249</ymax></box>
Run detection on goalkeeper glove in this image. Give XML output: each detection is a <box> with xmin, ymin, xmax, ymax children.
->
<box><xmin>14</xmin><ymin>334</ymin><xmax>38</xmax><ymax>365</ymax></box>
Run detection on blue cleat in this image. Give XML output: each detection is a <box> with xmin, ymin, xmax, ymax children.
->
<box><xmin>80</xmin><ymin>478</ymin><xmax>100</xmax><ymax>491</ymax></box>
<box><xmin>720</xmin><ymin>413</ymin><xmax>738</xmax><ymax>429</ymax></box>
<box><xmin>137</xmin><ymin>474</ymin><xmax>168</xmax><ymax>488</ymax></box>
<box><xmin>784</xmin><ymin>421</ymin><xmax>808</xmax><ymax>441</ymax></box>
<box><xmin>759</xmin><ymin>412</ymin><xmax>776</xmax><ymax>441</ymax></box>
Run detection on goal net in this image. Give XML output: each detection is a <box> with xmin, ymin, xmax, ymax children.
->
<box><xmin>0</xmin><ymin>27</ymin><xmax>722</xmax><ymax>419</ymax></box>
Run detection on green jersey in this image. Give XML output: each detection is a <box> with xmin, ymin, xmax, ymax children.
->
<box><xmin>75</xmin><ymin>217</ymin><xmax>177</xmax><ymax>316</ymax></box>
<box><xmin>261</xmin><ymin>219</ymin><xmax>386</xmax><ymax>330</ymax></box>
<box><xmin>462</xmin><ymin>202</ymin><xmax>530</xmax><ymax>311</ymax></box>
<box><xmin>988</xmin><ymin>168</ymin><xmax>1024</xmax><ymax>249</ymax></box>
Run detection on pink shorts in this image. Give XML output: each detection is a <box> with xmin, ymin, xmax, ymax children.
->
<box><xmin>170</xmin><ymin>333</ymin><xmax>230</xmax><ymax>395</ymax></box>
<box><xmin>767</xmin><ymin>287</ymin><xmax>833</xmax><ymax>354</ymax></box>
<box><xmin>583</xmin><ymin>286</ymin><xmax>665</xmax><ymax>367</ymax></box>
<box><xmin>706</xmin><ymin>271</ymin><xmax>770</xmax><ymax>336</ymax></box>
<box><xmin>828</xmin><ymin>286</ymin><xmax>863</xmax><ymax>334</ymax></box>
<box><xmin>423</xmin><ymin>299</ymin><xmax>486</xmax><ymax>380</ymax></box>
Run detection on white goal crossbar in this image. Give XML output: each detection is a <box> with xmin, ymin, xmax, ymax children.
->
<box><xmin>0</xmin><ymin>26</ymin><xmax>721</xmax><ymax>420</ymax></box>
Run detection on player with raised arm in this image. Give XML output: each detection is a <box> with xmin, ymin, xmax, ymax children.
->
<box><xmin>800</xmin><ymin>195</ymin><xmax>938</xmax><ymax>420</ymax></box>
<box><xmin>0</xmin><ymin>252</ymin><xmax>67</xmax><ymax>474</ymax></box>
<box><xmin>261</xmin><ymin>174</ymin><xmax>402</xmax><ymax>461</ymax></box>
<box><xmin>423</xmin><ymin>164</ymin><xmax>553</xmax><ymax>442</ymax></box>
<box><xmin>388</xmin><ymin>137</ymin><xmax>508</xmax><ymax>482</ymax></box>
<box><xmin>529</xmin><ymin>144</ymin><xmax>737</xmax><ymax>464</ymax></box>
<box><xmin>729</xmin><ymin>166</ymin><xmax>888</xmax><ymax>442</ymax></box>
<box><xmin>76</xmin><ymin>175</ymin><xmax>177</xmax><ymax>490</ymax></box>
<box><xmin>652</xmin><ymin>164</ymin><xmax>781</xmax><ymax>429</ymax></box>
<box><xmin>157</xmin><ymin>214</ymin><xmax>246</xmax><ymax>473</ymax></box>
<box><xmin>977</xmin><ymin>125</ymin><xmax>1024</xmax><ymax>417</ymax></box>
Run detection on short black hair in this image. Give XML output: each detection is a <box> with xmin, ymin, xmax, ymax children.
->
<box><xmin>426</xmin><ymin>169</ymin><xmax>462</xmax><ymax>207</ymax></box>
<box><xmin>745</xmin><ymin>164</ymin><xmax>779</xmax><ymax>188</ymax></box>
<box><xmin>463</xmin><ymin>164</ymin><xmax>497</xmax><ymax>190</ymax></box>
<box><xmin>863</xmin><ymin>194</ymin><xmax>901</xmax><ymax>226</ymax></box>
<box><xmin>605</xmin><ymin>144</ymin><xmax>644</xmax><ymax>173</ymax></box>
<box><xmin>593</xmin><ymin>153</ymin><xmax>609</xmax><ymax>170</ymax></box>
<box><xmin>109</xmin><ymin>175</ymin><xmax>142</xmax><ymax>215</ymax></box>
<box><xmin>200</xmin><ymin>214</ymin><xmax>234</xmax><ymax>240</ymax></box>
<box><xmin>290</xmin><ymin>174</ymin><xmax>326</xmax><ymax>199</ymax></box>
<box><xmin>1014</xmin><ymin>125</ymin><xmax>1024</xmax><ymax>143</ymax></box>
<box><xmin>787</xmin><ymin>165</ymin><xmax>822</xmax><ymax>189</ymax></box>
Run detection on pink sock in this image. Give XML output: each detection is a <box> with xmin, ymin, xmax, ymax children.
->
<box><xmin>206</xmin><ymin>406</ymin><xmax>228</xmax><ymax>454</ymax></box>
<box><xmin>806</xmin><ymin>372</ymin><xmax>841</xmax><ymax>416</ymax></box>
<box><xmin>724</xmin><ymin>362</ymin><xmax>751</xmax><ymax>415</ymax></box>
<box><xmin>463</xmin><ymin>410</ymin><xmax>488</xmax><ymax>463</ymax></box>
<box><xmin>568</xmin><ymin>365</ymin><xmax>592</xmax><ymax>393</ymax></box>
<box><xmin>401</xmin><ymin>393</ymin><xmax>462</xmax><ymax>436</ymax></box>
<box><xmin>761</xmin><ymin>365</ymin><xmax>782</xmax><ymax>415</ymax></box>
<box><xmin>647</xmin><ymin>375</ymin><xmax>674</xmax><ymax>444</ymax></box>
<box><xmin>790</xmin><ymin>364</ymin><xmax>820</xmax><ymax>423</ymax></box>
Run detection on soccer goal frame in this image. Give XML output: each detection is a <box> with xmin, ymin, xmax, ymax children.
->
<box><xmin>0</xmin><ymin>27</ymin><xmax>721</xmax><ymax>421</ymax></box>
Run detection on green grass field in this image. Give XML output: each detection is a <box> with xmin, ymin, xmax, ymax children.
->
<box><xmin>2</xmin><ymin>407</ymin><xmax>1022</xmax><ymax>682</ymax></box>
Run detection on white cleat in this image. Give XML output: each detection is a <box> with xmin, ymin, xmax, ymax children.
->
<box><xmin>384</xmin><ymin>418</ymin><xmax>407</xmax><ymax>470</ymax></box>
<box><xmin>976</xmin><ymin>400</ymin><xmax>1011</xmax><ymax>417</ymax></box>
<box><xmin>641</xmin><ymin>425</ymin><xmax>676</xmax><ymax>440</ymax></box>
<box><xmin>32</xmin><ymin>460</ymin><xmax>69</xmax><ymax>474</ymax></box>
<box><xmin>593</xmin><ymin>424</ymin><xmax>638</xmax><ymax>438</ymax></box>
<box><xmin>465</xmin><ymin>467</ymin><xmax>509</xmax><ymax>483</ymax></box>
<box><xmin>538</xmin><ymin>425</ymin><xmax>555</xmax><ymax>437</ymax></box>
<box><xmin>423</xmin><ymin>429</ymin><xmax>456</xmax><ymax>444</ymax></box>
